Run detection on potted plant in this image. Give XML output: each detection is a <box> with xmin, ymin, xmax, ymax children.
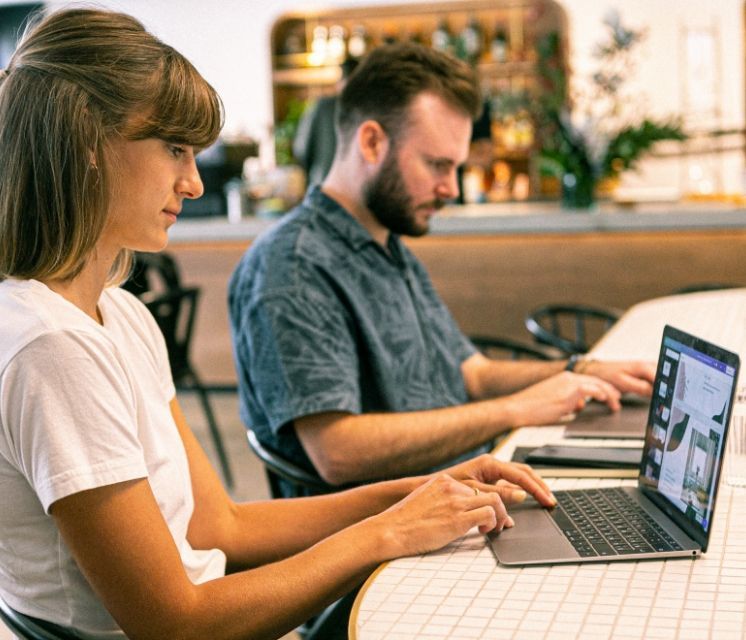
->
<box><xmin>535</xmin><ymin>11</ymin><xmax>687</xmax><ymax>210</ymax></box>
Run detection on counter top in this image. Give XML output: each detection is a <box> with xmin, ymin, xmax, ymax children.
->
<box><xmin>168</xmin><ymin>200</ymin><xmax>746</xmax><ymax>244</ymax></box>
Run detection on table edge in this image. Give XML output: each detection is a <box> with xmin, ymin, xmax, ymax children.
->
<box><xmin>348</xmin><ymin>430</ymin><xmax>520</xmax><ymax>636</ymax></box>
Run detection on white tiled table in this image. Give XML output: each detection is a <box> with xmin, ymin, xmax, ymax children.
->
<box><xmin>351</xmin><ymin>290</ymin><xmax>746</xmax><ymax>640</ymax></box>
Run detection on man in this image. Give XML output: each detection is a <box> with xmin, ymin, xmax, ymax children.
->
<box><xmin>229</xmin><ymin>43</ymin><xmax>654</xmax><ymax>494</ymax></box>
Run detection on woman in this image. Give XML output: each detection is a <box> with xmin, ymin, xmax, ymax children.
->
<box><xmin>0</xmin><ymin>9</ymin><xmax>555</xmax><ymax>640</ymax></box>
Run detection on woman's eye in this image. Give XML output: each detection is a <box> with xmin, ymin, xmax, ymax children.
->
<box><xmin>169</xmin><ymin>145</ymin><xmax>186</xmax><ymax>158</ymax></box>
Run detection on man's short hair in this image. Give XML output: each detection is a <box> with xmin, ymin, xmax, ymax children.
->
<box><xmin>336</xmin><ymin>42</ymin><xmax>481</xmax><ymax>150</ymax></box>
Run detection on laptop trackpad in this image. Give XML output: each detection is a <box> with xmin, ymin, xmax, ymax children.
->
<box><xmin>488</xmin><ymin>503</ymin><xmax>577</xmax><ymax>565</ymax></box>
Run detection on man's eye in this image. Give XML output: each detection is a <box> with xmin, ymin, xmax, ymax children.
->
<box><xmin>169</xmin><ymin>145</ymin><xmax>186</xmax><ymax>157</ymax></box>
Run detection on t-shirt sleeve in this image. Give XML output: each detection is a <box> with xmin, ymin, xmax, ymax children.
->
<box><xmin>1</xmin><ymin>330</ymin><xmax>148</xmax><ymax>512</ymax></box>
<box><xmin>236</xmin><ymin>286</ymin><xmax>361</xmax><ymax>434</ymax></box>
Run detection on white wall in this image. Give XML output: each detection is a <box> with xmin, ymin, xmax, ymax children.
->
<box><xmin>3</xmin><ymin>0</ymin><xmax>744</xmax><ymax>192</ymax></box>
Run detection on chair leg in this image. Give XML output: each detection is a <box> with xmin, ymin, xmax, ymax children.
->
<box><xmin>184</xmin><ymin>371</ymin><xmax>234</xmax><ymax>489</ymax></box>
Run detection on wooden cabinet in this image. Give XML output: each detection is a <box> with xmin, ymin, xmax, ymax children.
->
<box><xmin>270</xmin><ymin>0</ymin><xmax>568</xmax><ymax>201</ymax></box>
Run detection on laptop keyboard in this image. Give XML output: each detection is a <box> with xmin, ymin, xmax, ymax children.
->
<box><xmin>551</xmin><ymin>488</ymin><xmax>685</xmax><ymax>557</ymax></box>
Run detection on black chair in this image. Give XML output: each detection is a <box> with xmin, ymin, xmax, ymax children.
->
<box><xmin>469</xmin><ymin>335</ymin><xmax>554</xmax><ymax>360</ymax></box>
<box><xmin>0</xmin><ymin>596</ymin><xmax>77</xmax><ymax>640</ymax></box>
<box><xmin>246</xmin><ymin>430</ymin><xmax>335</xmax><ymax>498</ymax></box>
<box><xmin>245</xmin><ymin>430</ymin><xmax>356</xmax><ymax>639</ymax></box>
<box><xmin>525</xmin><ymin>303</ymin><xmax>622</xmax><ymax>355</ymax></box>
<box><xmin>123</xmin><ymin>253</ymin><xmax>234</xmax><ymax>489</ymax></box>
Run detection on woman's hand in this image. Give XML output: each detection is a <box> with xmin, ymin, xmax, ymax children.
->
<box><xmin>367</xmin><ymin>454</ymin><xmax>557</xmax><ymax>559</ymax></box>
<box><xmin>441</xmin><ymin>453</ymin><xmax>555</xmax><ymax>508</ymax></box>
<box><xmin>369</xmin><ymin>473</ymin><xmax>512</xmax><ymax>559</ymax></box>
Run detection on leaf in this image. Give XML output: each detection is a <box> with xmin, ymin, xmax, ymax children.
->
<box><xmin>603</xmin><ymin>119</ymin><xmax>687</xmax><ymax>176</ymax></box>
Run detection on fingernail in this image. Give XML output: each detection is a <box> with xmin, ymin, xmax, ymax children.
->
<box><xmin>506</xmin><ymin>516</ymin><xmax>515</xmax><ymax>527</ymax></box>
<box><xmin>511</xmin><ymin>489</ymin><xmax>527</xmax><ymax>502</ymax></box>
<box><xmin>547</xmin><ymin>492</ymin><xmax>557</xmax><ymax>505</ymax></box>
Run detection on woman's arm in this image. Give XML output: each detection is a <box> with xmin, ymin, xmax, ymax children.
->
<box><xmin>50</xmin><ymin>400</ymin><xmax>555</xmax><ymax>640</ymax></box>
<box><xmin>51</xmin><ymin>460</ymin><xmax>531</xmax><ymax>639</ymax></box>
<box><xmin>171</xmin><ymin>398</ymin><xmax>417</xmax><ymax>568</ymax></box>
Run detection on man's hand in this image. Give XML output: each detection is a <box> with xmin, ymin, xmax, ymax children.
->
<box><xmin>580</xmin><ymin>360</ymin><xmax>655</xmax><ymax>397</ymax></box>
<box><xmin>504</xmin><ymin>370</ymin><xmax>622</xmax><ymax>427</ymax></box>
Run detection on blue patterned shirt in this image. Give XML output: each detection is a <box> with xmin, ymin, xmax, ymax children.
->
<box><xmin>228</xmin><ymin>187</ymin><xmax>484</xmax><ymax>480</ymax></box>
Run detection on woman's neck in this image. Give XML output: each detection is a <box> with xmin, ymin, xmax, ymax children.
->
<box><xmin>41</xmin><ymin>251</ymin><xmax>113</xmax><ymax>325</ymax></box>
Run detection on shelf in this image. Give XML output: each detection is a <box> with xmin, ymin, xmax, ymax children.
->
<box><xmin>272</xmin><ymin>66</ymin><xmax>341</xmax><ymax>86</ymax></box>
<box><xmin>476</xmin><ymin>60</ymin><xmax>538</xmax><ymax>74</ymax></box>
<box><xmin>269</xmin><ymin>0</ymin><xmax>568</xmax><ymax>200</ymax></box>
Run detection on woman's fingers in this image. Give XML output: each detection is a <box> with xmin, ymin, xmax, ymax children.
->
<box><xmin>463</xmin><ymin>487</ymin><xmax>513</xmax><ymax>533</ymax></box>
<box><xmin>480</xmin><ymin>463</ymin><xmax>556</xmax><ymax>507</ymax></box>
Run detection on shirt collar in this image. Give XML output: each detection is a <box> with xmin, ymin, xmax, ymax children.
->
<box><xmin>307</xmin><ymin>186</ymin><xmax>402</xmax><ymax>258</ymax></box>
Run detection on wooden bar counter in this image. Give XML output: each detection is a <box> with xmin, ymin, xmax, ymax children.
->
<box><xmin>167</xmin><ymin>201</ymin><xmax>746</xmax><ymax>386</ymax></box>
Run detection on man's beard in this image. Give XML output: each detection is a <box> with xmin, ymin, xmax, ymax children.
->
<box><xmin>363</xmin><ymin>150</ymin><xmax>445</xmax><ymax>237</ymax></box>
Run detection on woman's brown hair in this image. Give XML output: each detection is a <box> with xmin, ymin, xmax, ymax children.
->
<box><xmin>0</xmin><ymin>8</ymin><xmax>223</xmax><ymax>284</ymax></box>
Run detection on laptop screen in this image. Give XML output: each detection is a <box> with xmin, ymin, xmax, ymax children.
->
<box><xmin>639</xmin><ymin>325</ymin><xmax>739</xmax><ymax>544</ymax></box>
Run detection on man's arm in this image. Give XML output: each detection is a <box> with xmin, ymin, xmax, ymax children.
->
<box><xmin>295</xmin><ymin>371</ymin><xmax>622</xmax><ymax>484</ymax></box>
<box><xmin>461</xmin><ymin>352</ymin><xmax>656</xmax><ymax>400</ymax></box>
<box><xmin>461</xmin><ymin>352</ymin><xmax>567</xmax><ymax>398</ymax></box>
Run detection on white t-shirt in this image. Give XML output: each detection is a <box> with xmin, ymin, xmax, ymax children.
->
<box><xmin>0</xmin><ymin>279</ymin><xmax>226</xmax><ymax>638</ymax></box>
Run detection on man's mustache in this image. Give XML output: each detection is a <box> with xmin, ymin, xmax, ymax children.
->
<box><xmin>415</xmin><ymin>198</ymin><xmax>446</xmax><ymax>211</ymax></box>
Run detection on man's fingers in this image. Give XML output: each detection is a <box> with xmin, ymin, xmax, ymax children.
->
<box><xmin>578</xmin><ymin>378</ymin><xmax>622</xmax><ymax>411</ymax></box>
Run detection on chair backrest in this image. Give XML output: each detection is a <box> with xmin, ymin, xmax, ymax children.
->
<box><xmin>469</xmin><ymin>335</ymin><xmax>554</xmax><ymax>360</ymax></box>
<box><xmin>525</xmin><ymin>303</ymin><xmax>622</xmax><ymax>355</ymax></box>
<box><xmin>142</xmin><ymin>287</ymin><xmax>200</xmax><ymax>383</ymax></box>
<box><xmin>246</xmin><ymin>430</ymin><xmax>336</xmax><ymax>498</ymax></box>
<box><xmin>122</xmin><ymin>252</ymin><xmax>200</xmax><ymax>383</ymax></box>
<box><xmin>122</xmin><ymin>252</ymin><xmax>182</xmax><ymax>297</ymax></box>
<box><xmin>0</xmin><ymin>596</ymin><xmax>77</xmax><ymax>640</ymax></box>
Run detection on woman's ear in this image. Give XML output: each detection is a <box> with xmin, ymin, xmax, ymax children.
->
<box><xmin>356</xmin><ymin>120</ymin><xmax>389</xmax><ymax>166</ymax></box>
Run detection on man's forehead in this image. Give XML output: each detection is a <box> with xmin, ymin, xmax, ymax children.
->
<box><xmin>402</xmin><ymin>93</ymin><xmax>472</xmax><ymax>161</ymax></box>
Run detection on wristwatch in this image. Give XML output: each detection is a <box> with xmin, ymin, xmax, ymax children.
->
<box><xmin>565</xmin><ymin>354</ymin><xmax>583</xmax><ymax>372</ymax></box>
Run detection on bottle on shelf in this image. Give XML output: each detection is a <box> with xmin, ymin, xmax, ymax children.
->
<box><xmin>490</xmin><ymin>25</ymin><xmax>508</xmax><ymax>63</ymax></box>
<box><xmin>309</xmin><ymin>25</ymin><xmax>328</xmax><ymax>65</ymax></box>
<box><xmin>327</xmin><ymin>25</ymin><xmax>346</xmax><ymax>63</ymax></box>
<box><xmin>431</xmin><ymin>19</ymin><xmax>454</xmax><ymax>55</ymax></box>
<box><xmin>458</xmin><ymin>16</ymin><xmax>483</xmax><ymax>65</ymax></box>
<box><xmin>348</xmin><ymin>24</ymin><xmax>368</xmax><ymax>59</ymax></box>
<box><xmin>514</xmin><ymin>109</ymin><xmax>534</xmax><ymax>150</ymax></box>
<box><xmin>281</xmin><ymin>23</ymin><xmax>305</xmax><ymax>56</ymax></box>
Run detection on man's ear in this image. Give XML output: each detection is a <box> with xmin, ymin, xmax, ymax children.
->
<box><xmin>356</xmin><ymin>120</ymin><xmax>389</xmax><ymax>166</ymax></box>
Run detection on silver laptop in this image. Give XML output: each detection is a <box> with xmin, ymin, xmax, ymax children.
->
<box><xmin>563</xmin><ymin>396</ymin><xmax>649</xmax><ymax>439</ymax></box>
<box><xmin>489</xmin><ymin>325</ymin><xmax>740</xmax><ymax>566</ymax></box>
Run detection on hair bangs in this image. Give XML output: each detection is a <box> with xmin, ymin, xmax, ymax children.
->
<box><xmin>134</xmin><ymin>49</ymin><xmax>223</xmax><ymax>149</ymax></box>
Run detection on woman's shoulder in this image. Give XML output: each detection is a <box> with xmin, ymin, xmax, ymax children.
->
<box><xmin>0</xmin><ymin>279</ymin><xmax>102</xmax><ymax>370</ymax></box>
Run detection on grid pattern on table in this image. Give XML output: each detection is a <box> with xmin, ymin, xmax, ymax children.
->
<box><xmin>355</xmin><ymin>481</ymin><xmax>745</xmax><ymax>640</ymax></box>
<box><xmin>355</xmin><ymin>424</ymin><xmax>746</xmax><ymax>640</ymax></box>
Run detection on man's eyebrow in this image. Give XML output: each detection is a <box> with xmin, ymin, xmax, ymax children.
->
<box><xmin>423</xmin><ymin>154</ymin><xmax>456</xmax><ymax>166</ymax></box>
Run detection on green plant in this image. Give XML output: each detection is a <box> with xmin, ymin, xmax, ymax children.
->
<box><xmin>535</xmin><ymin>11</ymin><xmax>687</xmax><ymax>188</ymax></box>
<box><xmin>274</xmin><ymin>98</ymin><xmax>307</xmax><ymax>166</ymax></box>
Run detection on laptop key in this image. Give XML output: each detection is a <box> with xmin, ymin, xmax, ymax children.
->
<box><xmin>589</xmin><ymin>542</ymin><xmax>617</xmax><ymax>556</ymax></box>
<box><xmin>552</xmin><ymin>488</ymin><xmax>684</xmax><ymax>558</ymax></box>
